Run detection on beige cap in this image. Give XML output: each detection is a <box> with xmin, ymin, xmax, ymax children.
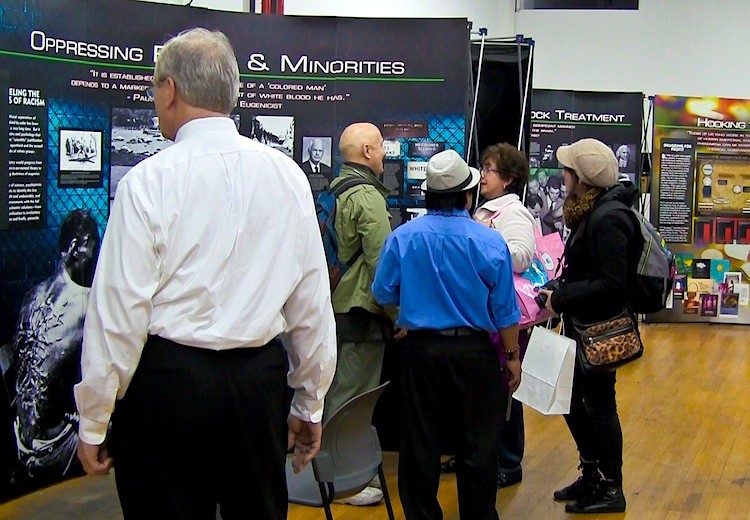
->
<box><xmin>556</xmin><ymin>138</ymin><xmax>618</xmax><ymax>188</ymax></box>
<box><xmin>421</xmin><ymin>149</ymin><xmax>480</xmax><ymax>193</ymax></box>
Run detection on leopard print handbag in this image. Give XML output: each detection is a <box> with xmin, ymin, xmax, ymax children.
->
<box><xmin>571</xmin><ymin>309</ymin><xmax>643</xmax><ymax>374</ymax></box>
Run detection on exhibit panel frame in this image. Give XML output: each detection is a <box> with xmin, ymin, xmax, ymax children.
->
<box><xmin>649</xmin><ymin>94</ymin><xmax>750</xmax><ymax>324</ymax></box>
<box><xmin>0</xmin><ymin>0</ymin><xmax>471</xmax><ymax>499</ymax></box>
<box><xmin>526</xmin><ymin>89</ymin><xmax>644</xmax><ymax>238</ymax></box>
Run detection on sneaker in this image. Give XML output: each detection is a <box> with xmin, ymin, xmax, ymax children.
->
<box><xmin>554</xmin><ymin>475</ymin><xmax>599</xmax><ymax>501</ymax></box>
<box><xmin>553</xmin><ymin>461</ymin><xmax>601</xmax><ymax>501</ymax></box>
<box><xmin>370</xmin><ymin>475</ymin><xmax>382</xmax><ymax>489</ymax></box>
<box><xmin>564</xmin><ymin>481</ymin><xmax>626</xmax><ymax>514</ymax></box>
<box><xmin>333</xmin><ymin>486</ymin><xmax>383</xmax><ymax>506</ymax></box>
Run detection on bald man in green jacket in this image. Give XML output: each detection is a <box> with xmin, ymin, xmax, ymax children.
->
<box><xmin>325</xmin><ymin>122</ymin><xmax>405</xmax><ymax>429</ymax></box>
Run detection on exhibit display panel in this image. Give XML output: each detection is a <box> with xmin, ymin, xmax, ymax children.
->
<box><xmin>0</xmin><ymin>0</ymin><xmax>470</xmax><ymax>499</ymax></box>
<box><xmin>649</xmin><ymin>95</ymin><xmax>750</xmax><ymax>324</ymax></box>
<box><xmin>526</xmin><ymin>89</ymin><xmax>643</xmax><ymax>238</ymax></box>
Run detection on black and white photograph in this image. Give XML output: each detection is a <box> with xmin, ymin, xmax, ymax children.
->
<box><xmin>540</xmin><ymin>143</ymin><xmax>558</xmax><ymax>168</ymax></box>
<box><xmin>299</xmin><ymin>136</ymin><xmax>332</xmax><ymax>176</ymax></box>
<box><xmin>526</xmin><ymin>167</ymin><xmax>566</xmax><ymax>238</ymax></box>
<box><xmin>109</xmin><ymin>108</ymin><xmax>172</xmax><ymax>200</ymax></box>
<box><xmin>58</xmin><ymin>130</ymin><xmax>103</xmax><ymax>188</ymax></box>
<box><xmin>614</xmin><ymin>142</ymin><xmax>637</xmax><ymax>182</ymax></box>
<box><xmin>249</xmin><ymin>115</ymin><xmax>294</xmax><ymax>158</ymax></box>
<box><xmin>60</xmin><ymin>130</ymin><xmax>101</xmax><ymax>171</ymax></box>
<box><xmin>298</xmin><ymin>136</ymin><xmax>331</xmax><ymax>192</ymax></box>
<box><xmin>1</xmin><ymin>209</ymin><xmax>100</xmax><ymax>486</ymax></box>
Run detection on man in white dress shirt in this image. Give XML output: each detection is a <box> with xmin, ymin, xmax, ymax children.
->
<box><xmin>74</xmin><ymin>28</ymin><xmax>336</xmax><ymax>519</ymax></box>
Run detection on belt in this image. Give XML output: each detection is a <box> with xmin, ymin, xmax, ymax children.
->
<box><xmin>423</xmin><ymin>327</ymin><xmax>481</xmax><ymax>337</ymax></box>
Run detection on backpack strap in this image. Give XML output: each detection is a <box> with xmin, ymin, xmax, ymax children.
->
<box><xmin>330</xmin><ymin>177</ymin><xmax>370</xmax><ymax>197</ymax></box>
<box><xmin>584</xmin><ymin>200</ymin><xmax>631</xmax><ymax>242</ymax></box>
<box><xmin>330</xmin><ymin>177</ymin><xmax>372</xmax><ymax>266</ymax></box>
<box><xmin>592</xmin><ymin>200</ymin><xmax>641</xmax><ymax>242</ymax></box>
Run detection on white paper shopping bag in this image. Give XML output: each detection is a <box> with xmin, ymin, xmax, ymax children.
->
<box><xmin>513</xmin><ymin>325</ymin><xmax>576</xmax><ymax>415</ymax></box>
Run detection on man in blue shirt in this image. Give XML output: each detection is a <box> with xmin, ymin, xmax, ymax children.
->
<box><xmin>372</xmin><ymin>149</ymin><xmax>521</xmax><ymax>520</ymax></box>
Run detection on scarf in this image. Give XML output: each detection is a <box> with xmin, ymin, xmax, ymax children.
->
<box><xmin>563</xmin><ymin>187</ymin><xmax>604</xmax><ymax>230</ymax></box>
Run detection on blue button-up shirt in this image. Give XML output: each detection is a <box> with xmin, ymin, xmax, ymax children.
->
<box><xmin>372</xmin><ymin>208</ymin><xmax>520</xmax><ymax>331</ymax></box>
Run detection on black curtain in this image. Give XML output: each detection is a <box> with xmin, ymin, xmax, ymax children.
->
<box><xmin>469</xmin><ymin>41</ymin><xmax>532</xmax><ymax>166</ymax></box>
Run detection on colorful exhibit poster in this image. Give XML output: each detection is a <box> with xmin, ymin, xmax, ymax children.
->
<box><xmin>651</xmin><ymin>95</ymin><xmax>750</xmax><ymax>324</ymax></box>
<box><xmin>700</xmin><ymin>293</ymin><xmax>718</xmax><ymax>317</ymax></box>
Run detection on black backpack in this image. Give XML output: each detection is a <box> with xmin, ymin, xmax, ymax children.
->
<box><xmin>316</xmin><ymin>177</ymin><xmax>370</xmax><ymax>290</ymax></box>
<box><xmin>588</xmin><ymin>200</ymin><xmax>675</xmax><ymax>314</ymax></box>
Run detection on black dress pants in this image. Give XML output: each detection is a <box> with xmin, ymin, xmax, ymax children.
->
<box><xmin>110</xmin><ymin>336</ymin><xmax>289</xmax><ymax>520</ymax></box>
<box><xmin>399</xmin><ymin>331</ymin><xmax>503</xmax><ymax>520</ymax></box>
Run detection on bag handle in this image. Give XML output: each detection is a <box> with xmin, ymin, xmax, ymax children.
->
<box><xmin>546</xmin><ymin>314</ymin><xmax>552</xmax><ymax>330</ymax></box>
<box><xmin>546</xmin><ymin>314</ymin><xmax>565</xmax><ymax>336</ymax></box>
<box><xmin>539</xmin><ymin>313</ymin><xmax>565</xmax><ymax>339</ymax></box>
<box><xmin>489</xmin><ymin>208</ymin><xmax>504</xmax><ymax>223</ymax></box>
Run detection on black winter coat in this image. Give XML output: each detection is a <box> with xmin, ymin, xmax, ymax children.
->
<box><xmin>551</xmin><ymin>182</ymin><xmax>640</xmax><ymax>324</ymax></box>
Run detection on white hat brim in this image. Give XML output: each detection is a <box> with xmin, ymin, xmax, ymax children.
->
<box><xmin>421</xmin><ymin>166</ymin><xmax>481</xmax><ymax>193</ymax></box>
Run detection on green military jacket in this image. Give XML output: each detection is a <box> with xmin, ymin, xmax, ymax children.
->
<box><xmin>331</xmin><ymin>162</ymin><xmax>394</xmax><ymax>320</ymax></box>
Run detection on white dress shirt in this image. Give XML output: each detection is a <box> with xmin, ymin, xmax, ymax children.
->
<box><xmin>74</xmin><ymin>117</ymin><xmax>336</xmax><ymax>444</ymax></box>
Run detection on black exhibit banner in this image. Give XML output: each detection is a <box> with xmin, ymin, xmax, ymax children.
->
<box><xmin>526</xmin><ymin>89</ymin><xmax>643</xmax><ymax>238</ymax></box>
<box><xmin>0</xmin><ymin>0</ymin><xmax>469</xmax><ymax>499</ymax></box>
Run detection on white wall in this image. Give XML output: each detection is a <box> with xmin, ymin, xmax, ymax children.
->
<box><xmin>134</xmin><ymin>0</ymin><xmax>748</xmax><ymax>99</ymax></box>
<box><xmin>283</xmin><ymin>0</ymin><xmax>514</xmax><ymax>39</ymax></box>
<box><xmin>515</xmin><ymin>0</ymin><xmax>750</xmax><ymax>99</ymax></box>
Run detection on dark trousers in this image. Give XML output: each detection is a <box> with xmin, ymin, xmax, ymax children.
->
<box><xmin>563</xmin><ymin>365</ymin><xmax>623</xmax><ymax>485</ymax></box>
<box><xmin>110</xmin><ymin>336</ymin><xmax>289</xmax><ymax>520</ymax></box>
<box><xmin>399</xmin><ymin>331</ymin><xmax>503</xmax><ymax>520</ymax></box>
<box><xmin>497</xmin><ymin>328</ymin><xmax>529</xmax><ymax>470</ymax></box>
<box><xmin>498</xmin><ymin>398</ymin><xmax>524</xmax><ymax>469</ymax></box>
<box><xmin>324</xmin><ymin>309</ymin><xmax>386</xmax><ymax>423</ymax></box>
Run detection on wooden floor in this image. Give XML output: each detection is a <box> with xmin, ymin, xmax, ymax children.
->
<box><xmin>1</xmin><ymin>323</ymin><xmax>748</xmax><ymax>519</ymax></box>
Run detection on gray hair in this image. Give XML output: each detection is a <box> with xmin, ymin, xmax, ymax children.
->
<box><xmin>154</xmin><ymin>28</ymin><xmax>240</xmax><ymax>113</ymax></box>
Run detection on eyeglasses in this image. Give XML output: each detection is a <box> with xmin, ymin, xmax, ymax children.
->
<box><xmin>480</xmin><ymin>165</ymin><xmax>500</xmax><ymax>175</ymax></box>
<box><xmin>145</xmin><ymin>79</ymin><xmax>166</xmax><ymax>99</ymax></box>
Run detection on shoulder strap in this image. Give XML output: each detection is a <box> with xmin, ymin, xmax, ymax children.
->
<box><xmin>330</xmin><ymin>177</ymin><xmax>370</xmax><ymax>198</ymax></box>
<box><xmin>586</xmin><ymin>199</ymin><xmax>631</xmax><ymax>237</ymax></box>
<box><xmin>583</xmin><ymin>199</ymin><xmax>641</xmax><ymax>266</ymax></box>
<box><xmin>488</xmin><ymin>208</ymin><xmax>505</xmax><ymax>224</ymax></box>
<box><xmin>330</xmin><ymin>177</ymin><xmax>370</xmax><ymax>267</ymax></box>
<box><xmin>486</xmin><ymin>201</ymin><xmax>515</xmax><ymax>226</ymax></box>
